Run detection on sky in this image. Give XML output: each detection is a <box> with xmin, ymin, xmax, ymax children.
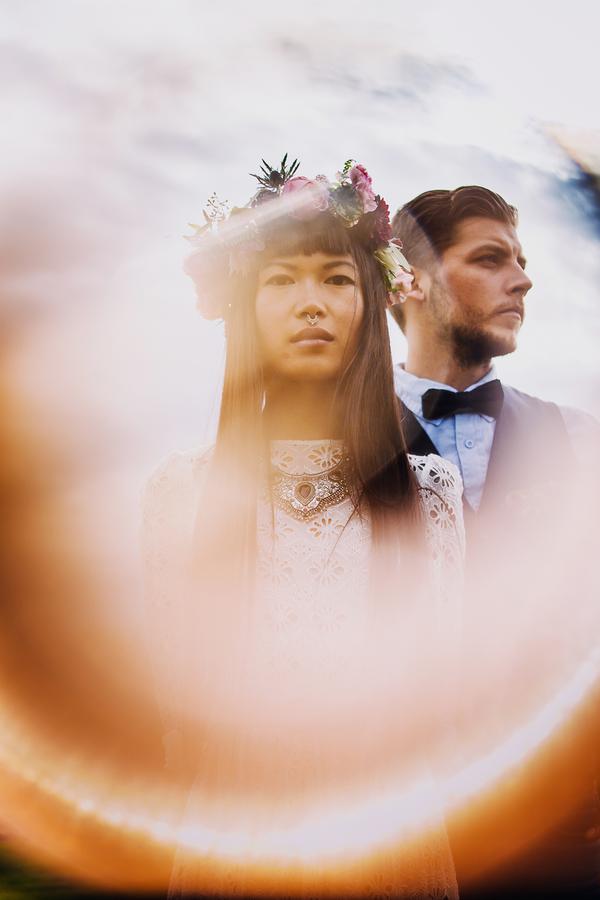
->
<box><xmin>2</xmin><ymin>0</ymin><xmax>600</xmax><ymax>467</ymax></box>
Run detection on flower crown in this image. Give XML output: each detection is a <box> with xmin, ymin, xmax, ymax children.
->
<box><xmin>184</xmin><ymin>156</ymin><xmax>413</xmax><ymax>319</ymax></box>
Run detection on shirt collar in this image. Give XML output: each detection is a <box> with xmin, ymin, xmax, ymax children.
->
<box><xmin>394</xmin><ymin>363</ymin><xmax>499</xmax><ymax>425</ymax></box>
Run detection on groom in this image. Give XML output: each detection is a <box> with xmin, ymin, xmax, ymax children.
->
<box><xmin>390</xmin><ymin>185</ymin><xmax>600</xmax><ymax>898</ymax></box>
<box><xmin>390</xmin><ymin>185</ymin><xmax>599</xmax><ymax>529</ymax></box>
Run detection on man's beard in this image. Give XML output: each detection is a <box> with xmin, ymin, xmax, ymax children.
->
<box><xmin>429</xmin><ymin>279</ymin><xmax>519</xmax><ymax>368</ymax></box>
<box><xmin>448</xmin><ymin>323</ymin><xmax>515</xmax><ymax>368</ymax></box>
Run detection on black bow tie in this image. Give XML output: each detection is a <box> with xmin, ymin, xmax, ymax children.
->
<box><xmin>421</xmin><ymin>379</ymin><xmax>504</xmax><ymax>420</ymax></box>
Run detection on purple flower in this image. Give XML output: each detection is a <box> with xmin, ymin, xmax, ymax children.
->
<box><xmin>372</xmin><ymin>197</ymin><xmax>392</xmax><ymax>244</ymax></box>
<box><xmin>353</xmin><ymin>196</ymin><xmax>392</xmax><ymax>248</ymax></box>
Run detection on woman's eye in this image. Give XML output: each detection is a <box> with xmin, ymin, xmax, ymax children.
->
<box><xmin>264</xmin><ymin>274</ymin><xmax>293</xmax><ymax>286</ymax></box>
<box><xmin>325</xmin><ymin>274</ymin><xmax>355</xmax><ymax>286</ymax></box>
<box><xmin>476</xmin><ymin>255</ymin><xmax>499</xmax><ymax>266</ymax></box>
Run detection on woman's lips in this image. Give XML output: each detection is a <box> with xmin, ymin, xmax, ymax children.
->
<box><xmin>291</xmin><ymin>327</ymin><xmax>334</xmax><ymax>343</ymax></box>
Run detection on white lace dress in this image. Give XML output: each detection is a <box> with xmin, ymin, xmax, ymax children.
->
<box><xmin>142</xmin><ymin>440</ymin><xmax>465</xmax><ymax>900</ymax></box>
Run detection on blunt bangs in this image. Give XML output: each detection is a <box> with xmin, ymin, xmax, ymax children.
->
<box><xmin>258</xmin><ymin>213</ymin><xmax>356</xmax><ymax>264</ymax></box>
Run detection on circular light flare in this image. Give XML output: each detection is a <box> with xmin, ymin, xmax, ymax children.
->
<box><xmin>0</xmin><ymin>647</ymin><xmax>598</xmax><ymax>891</ymax></box>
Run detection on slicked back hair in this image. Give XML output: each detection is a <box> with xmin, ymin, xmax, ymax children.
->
<box><xmin>390</xmin><ymin>186</ymin><xmax>518</xmax><ymax>331</ymax></box>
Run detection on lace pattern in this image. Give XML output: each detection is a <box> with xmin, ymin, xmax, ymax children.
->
<box><xmin>271</xmin><ymin>439</ymin><xmax>347</xmax><ymax>474</ymax></box>
<box><xmin>142</xmin><ymin>441</ymin><xmax>464</xmax><ymax>899</ymax></box>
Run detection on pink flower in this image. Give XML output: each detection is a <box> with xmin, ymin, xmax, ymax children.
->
<box><xmin>387</xmin><ymin>279</ymin><xmax>412</xmax><ymax>309</ymax></box>
<box><xmin>392</xmin><ymin>268</ymin><xmax>414</xmax><ymax>293</ymax></box>
<box><xmin>387</xmin><ymin>267</ymin><xmax>415</xmax><ymax>307</ymax></box>
<box><xmin>183</xmin><ymin>249</ymin><xmax>228</xmax><ymax>320</ymax></box>
<box><xmin>349</xmin><ymin>164</ymin><xmax>378</xmax><ymax>213</ymax></box>
<box><xmin>281</xmin><ymin>176</ymin><xmax>330</xmax><ymax>219</ymax></box>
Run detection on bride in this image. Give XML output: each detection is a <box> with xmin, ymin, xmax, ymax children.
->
<box><xmin>143</xmin><ymin>157</ymin><xmax>465</xmax><ymax>899</ymax></box>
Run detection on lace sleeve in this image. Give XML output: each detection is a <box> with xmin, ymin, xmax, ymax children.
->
<box><xmin>141</xmin><ymin>448</ymin><xmax>211</xmax><ymax>746</ymax></box>
<box><xmin>409</xmin><ymin>454</ymin><xmax>465</xmax><ymax>621</ymax></box>
<box><xmin>410</xmin><ymin>453</ymin><xmax>465</xmax><ymax>555</ymax></box>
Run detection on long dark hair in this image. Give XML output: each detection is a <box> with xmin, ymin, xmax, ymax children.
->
<box><xmin>194</xmin><ymin>212</ymin><xmax>422</xmax><ymax>588</ymax></box>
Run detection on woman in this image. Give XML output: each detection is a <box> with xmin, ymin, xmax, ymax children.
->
<box><xmin>143</xmin><ymin>157</ymin><xmax>465</xmax><ymax>899</ymax></box>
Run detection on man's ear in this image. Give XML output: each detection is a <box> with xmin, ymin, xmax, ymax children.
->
<box><xmin>387</xmin><ymin>264</ymin><xmax>434</xmax><ymax>310</ymax></box>
<box><xmin>406</xmin><ymin>265</ymin><xmax>430</xmax><ymax>303</ymax></box>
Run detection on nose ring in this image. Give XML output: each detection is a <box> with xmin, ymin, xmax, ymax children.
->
<box><xmin>306</xmin><ymin>313</ymin><xmax>320</xmax><ymax>327</ymax></box>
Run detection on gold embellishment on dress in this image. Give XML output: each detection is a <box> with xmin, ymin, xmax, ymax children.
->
<box><xmin>271</xmin><ymin>457</ymin><xmax>351</xmax><ymax>520</ymax></box>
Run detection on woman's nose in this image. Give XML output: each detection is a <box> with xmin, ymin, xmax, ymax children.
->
<box><xmin>296</xmin><ymin>279</ymin><xmax>326</xmax><ymax>317</ymax></box>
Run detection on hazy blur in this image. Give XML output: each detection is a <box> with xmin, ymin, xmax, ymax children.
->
<box><xmin>1</xmin><ymin>0</ymin><xmax>599</xmax><ymax>892</ymax></box>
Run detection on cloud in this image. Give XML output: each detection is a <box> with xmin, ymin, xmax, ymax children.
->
<box><xmin>1</xmin><ymin>0</ymin><xmax>599</xmax><ymax>417</ymax></box>
<box><xmin>308</xmin><ymin>52</ymin><xmax>481</xmax><ymax>110</ymax></box>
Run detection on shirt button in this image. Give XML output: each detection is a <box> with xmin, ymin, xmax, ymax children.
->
<box><xmin>464</xmin><ymin>439</ymin><xmax>474</xmax><ymax>449</ymax></box>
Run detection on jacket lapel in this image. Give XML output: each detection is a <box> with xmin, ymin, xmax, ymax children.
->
<box><xmin>478</xmin><ymin>386</ymin><xmax>573</xmax><ymax>518</ymax></box>
<box><xmin>398</xmin><ymin>401</ymin><xmax>440</xmax><ymax>457</ymax></box>
<box><xmin>477</xmin><ymin>399</ymin><xmax>522</xmax><ymax>516</ymax></box>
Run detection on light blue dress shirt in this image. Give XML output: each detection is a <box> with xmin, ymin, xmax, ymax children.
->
<box><xmin>394</xmin><ymin>364</ymin><xmax>499</xmax><ymax>511</ymax></box>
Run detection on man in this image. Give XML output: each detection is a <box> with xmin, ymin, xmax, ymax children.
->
<box><xmin>390</xmin><ymin>186</ymin><xmax>600</xmax><ymax>898</ymax></box>
<box><xmin>391</xmin><ymin>186</ymin><xmax>599</xmax><ymax>524</ymax></box>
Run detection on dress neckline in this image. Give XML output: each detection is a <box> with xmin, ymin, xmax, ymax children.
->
<box><xmin>269</xmin><ymin>439</ymin><xmax>346</xmax><ymax>476</ymax></box>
